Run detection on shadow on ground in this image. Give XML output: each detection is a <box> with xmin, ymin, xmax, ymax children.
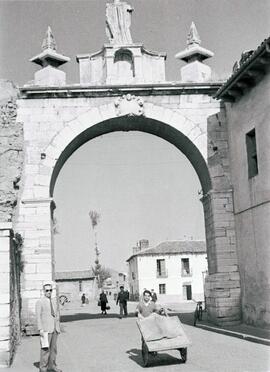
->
<box><xmin>126</xmin><ymin>348</ymin><xmax>183</xmax><ymax>367</ymax></box>
<box><xmin>60</xmin><ymin>311</ymin><xmax>195</xmax><ymax>324</ymax></box>
<box><xmin>60</xmin><ymin>312</ymin><xmax>137</xmax><ymax>322</ymax></box>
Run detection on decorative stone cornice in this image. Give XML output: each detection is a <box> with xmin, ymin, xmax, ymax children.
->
<box><xmin>19</xmin><ymin>82</ymin><xmax>222</xmax><ymax>99</ymax></box>
<box><xmin>114</xmin><ymin>94</ymin><xmax>144</xmax><ymax>116</ymax></box>
<box><xmin>21</xmin><ymin>197</ymin><xmax>53</xmax><ymax>205</ymax></box>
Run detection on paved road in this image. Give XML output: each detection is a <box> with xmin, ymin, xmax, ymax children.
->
<box><xmin>4</xmin><ymin>301</ymin><xmax>270</xmax><ymax>372</ymax></box>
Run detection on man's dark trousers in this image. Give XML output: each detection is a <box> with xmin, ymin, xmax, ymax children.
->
<box><xmin>119</xmin><ymin>301</ymin><xmax>128</xmax><ymax>317</ymax></box>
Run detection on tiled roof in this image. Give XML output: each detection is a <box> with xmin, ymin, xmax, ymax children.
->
<box><xmin>55</xmin><ymin>270</ymin><xmax>94</xmax><ymax>281</ymax></box>
<box><xmin>215</xmin><ymin>36</ymin><xmax>270</xmax><ymax>101</ymax></box>
<box><xmin>127</xmin><ymin>240</ymin><xmax>206</xmax><ymax>261</ymax></box>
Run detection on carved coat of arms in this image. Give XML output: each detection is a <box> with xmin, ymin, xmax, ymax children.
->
<box><xmin>114</xmin><ymin>94</ymin><xmax>144</xmax><ymax>117</ymax></box>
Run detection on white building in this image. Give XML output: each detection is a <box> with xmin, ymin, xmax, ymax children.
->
<box><xmin>127</xmin><ymin>240</ymin><xmax>207</xmax><ymax>303</ymax></box>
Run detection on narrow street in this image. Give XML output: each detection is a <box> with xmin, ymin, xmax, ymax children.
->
<box><xmin>4</xmin><ymin>301</ymin><xmax>270</xmax><ymax>372</ymax></box>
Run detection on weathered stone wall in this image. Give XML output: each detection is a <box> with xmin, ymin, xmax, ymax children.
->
<box><xmin>225</xmin><ymin>73</ymin><xmax>270</xmax><ymax>327</ymax></box>
<box><xmin>9</xmin><ymin>232</ymin><xmax>22</xmax><ymax>365</ymax></box>
<box><xmin>0</xmin><ymin>81</ymin><xmax>23</xmax><ymax>367</ymax></box>
<box><xmin>0</xmin><ymin>224</ymin><xmax>21</xmax><ymax>368</ymax></box>
<box><xmin>203</xmin><ymin>106</ymin><xmax>241</xmax><ymax>325</ymax></box>
<box><xmin>0</xmin><ymin>80</ymin><xmax>23</xmax><ymax>222</ymax></box>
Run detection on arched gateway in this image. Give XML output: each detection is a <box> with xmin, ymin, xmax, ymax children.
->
<box><xmin>13</xmin><ymin>1</ymin><xmax>241</xmax><ymax>333</ymax></box>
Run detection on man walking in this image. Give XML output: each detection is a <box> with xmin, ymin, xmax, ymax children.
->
<box><xmin>36</xmin><ymin>282</ymin><xmax>62</xmax><ymax>372</ymax></box>
<box><xmin>116</xmin><ymin>286</ymin><xmax>128</xmax><ymax>318</ymax></box>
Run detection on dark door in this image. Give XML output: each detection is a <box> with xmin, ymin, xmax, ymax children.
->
<box><xmin>186</xmin><ymin>285</ymin><xmax>192</xmax><ymax>300</ymax></box>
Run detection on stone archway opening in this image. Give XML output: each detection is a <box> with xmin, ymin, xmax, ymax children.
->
<box><xmin>51</xmin><ymin>116</ymin><xmax>210</xmax><ymax>311</ymax></box>
<box><xmin>49</xmin><ymin>115</ymin><xmax>212</xmax><ymax>290</ymax></box>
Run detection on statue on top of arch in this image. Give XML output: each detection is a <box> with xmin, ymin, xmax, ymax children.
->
<box><xmin>105</xmin><ymin>0</ymin><xmax>134</xmax><ymax>45</ymax></box>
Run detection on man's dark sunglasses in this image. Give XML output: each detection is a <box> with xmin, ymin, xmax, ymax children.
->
<box><xmin>45</xmin><ymin>289</ymin><xmax>53</xmax><ymax>292</ymax></box>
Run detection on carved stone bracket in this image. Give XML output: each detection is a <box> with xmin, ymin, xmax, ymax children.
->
<box><xmin>114</xmin><ymin>94</ymin><xmax>144</xmax><ymax>117</ymax></box>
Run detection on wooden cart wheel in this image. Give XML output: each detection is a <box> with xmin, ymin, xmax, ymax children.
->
<box><xmin>179</xmin><ymin>348</ymin><xmax>187</xmax><ymax>363</ymax></box>
<box><xmin>142</xmin><ymin>341</ymin><xmax>149</xmax><ymax>367</ymax></box>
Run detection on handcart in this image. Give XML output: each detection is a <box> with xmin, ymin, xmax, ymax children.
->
<box><xmin>137</xmin><ymin>314</ymin><xmax>191</xmax><ymax>367</ymax></box>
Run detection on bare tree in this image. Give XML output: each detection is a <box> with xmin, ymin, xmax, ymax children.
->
<box><xmin>89</xmin><ymin>210</ymin><xmax>101</xmax><ymax>286</ymax></box>
<box><xmin>92</xmin><ymin>265</ymin><xmax>111</xmax><ymax>288</ymax></box>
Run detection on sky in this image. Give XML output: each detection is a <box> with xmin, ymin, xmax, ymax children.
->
<box><xmin>0</xmin><ymin>0</ymin><xmax>269</xmax><ymax>273</ymax></box>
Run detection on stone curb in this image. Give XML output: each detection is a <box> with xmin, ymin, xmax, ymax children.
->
<box><xmin>196</xmin><ymin>324</ymin><xmax>270</xmax><ymax>346</ymax></box>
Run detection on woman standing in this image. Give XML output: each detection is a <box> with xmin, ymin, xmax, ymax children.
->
<box><xmin>99</xmin><ymin>290</ymin><xmax>108</xmax><ymax>315</ymax></box>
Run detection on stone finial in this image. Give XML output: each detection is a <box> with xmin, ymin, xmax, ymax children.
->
<box><xmin>41</xmin><ymin>26</ymin><xmax>57</xmax><ymax>51</ymax></box>
<box><xmin>187</xmin><ymin>22</ymin><xmax>201</xmax><ymax>46</ymax></box>
<box><xmin>175</xmin><ymin>22</ymin><xmax>214</xmax><ymax>82</ymax></box>
<box><xmin>30</xmin><ymin>27</ymin><xmax>70</xmax><ymax>68</ymax></box>
<box><xmin>29</xmin><ymin>27</ymin><xmax>70</xmax><ymax>86</ymax></box>
<box><xmin>175</xmin><ymin>22</ymin><xmax>214</xmax><ymax>63</ymax></box>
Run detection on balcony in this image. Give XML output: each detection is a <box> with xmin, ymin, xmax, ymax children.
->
<box><xmin>156</xmin><ymin>269</ymin><xmax>168</xmax><ymax>278</ymax></box>
<box><xmin>181</xmin><ymin>268</ymin><xmax>193</xmax><ymax>277</ymax></box>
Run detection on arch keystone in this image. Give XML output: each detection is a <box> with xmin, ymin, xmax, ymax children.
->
<box><xmin>114</xmin><ymin>94</ymin><xmax>144</xmax><ymax>117</ymax></box>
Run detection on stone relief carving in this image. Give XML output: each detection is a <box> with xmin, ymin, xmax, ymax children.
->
<box><xmin>114</xmin><ymin>94</ymin><xmax>144</xmax><ymax>116</ymax></box>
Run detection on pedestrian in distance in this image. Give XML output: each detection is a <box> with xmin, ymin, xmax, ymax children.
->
<box><xmin>99</xmin><ymin>289</ymin><xmax>108</xmax><ymax>315</ymax></box>
<box><xmin>81</xmin><ymin>293</ymin><xmax>86</xmax><ymax>306</ymax></box>
<box><xmin>116</xmin><ymin>285</ymin><xmax>128</xmax><ymax>318</ymax></box>
<box><xmin>35</xmin><ymin>282</ymin><xmax>62</xmax><ymax>372</ymax></box>
<box><xmin>151</xmin><ymin>289</ymin><xmax>157</xmax><ymax>303</ymax></box>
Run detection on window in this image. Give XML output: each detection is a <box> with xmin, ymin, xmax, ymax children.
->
<box><xmin>159</xmin><ymin>283</ymin><xmax>166</xmax><ymax>294</ymax></box>
<box><xmin>156</xmin><ymin>259</ymin><xmax>167</xmax><ymax>277</ymax></box>
<box><xmin>79</xmin><ymin>281</ymin><xmax>82</xmax><ymax>292</ymax></box>
<box><xmin>181</xmin><ymin>258</ymin><xmax>191</xmax><ymax>276</ymax></box>
<box><xmin>132</xmin><ymin>272</ymin><xmax>136</xmax><ymax>280</ymax></box>
<box><xmin>246</xmin><ymin>128</ymin><xmax>258</xmax><ymax>178</ymax></box>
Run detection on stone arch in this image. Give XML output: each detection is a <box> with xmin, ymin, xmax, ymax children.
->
<box><xmin>20</xmin><ymin>102</ymin><xmax>241</xmax><ymax>330</ymax></box>
<box><xmin>34</xmin><ymin>102</ymin><xmax>210</xmax><ymax>199</ymax></box>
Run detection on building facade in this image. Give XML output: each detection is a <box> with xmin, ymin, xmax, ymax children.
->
<box><xmin>215</xmin><ymin>38</ymin><xmax>270</xmax><ymax>327</ymax></box>
<box><xmin>102</xmin><ymin>270</ymin><xmax>128</xmax><ymax>300</ymax></box>
<box><xmin>127</xmin><ymin>240</ymin><xmax>207</xmax><ymax>303</ymax></box>
<box><xmin>55</xmin><ymin>270</ymin><xmax>95</xmax><ymax>303</ymax></box>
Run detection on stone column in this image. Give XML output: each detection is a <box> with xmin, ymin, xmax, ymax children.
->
<box><xmin>202</xmin><ymin>191</ymin><xmax>241</xmax><ymax>325</ymax></box>
<box><xmin>202</xmin><ymin>107</ymin><xmax>241</xmax><ymax>325</ymax></box>
<box><xmin>0</xmin><ymin>223</ymin><xmax>12</xmax><ymax>367</ymax></box>
<box><xmin>19</xmin><ymin>198</ymin><xmax>53</xmax><ymax>334</ymax></box>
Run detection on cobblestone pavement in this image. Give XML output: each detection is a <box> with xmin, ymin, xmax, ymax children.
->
<box><xmin>3</xmin><ymin>301</ymin><xmax>270</xmax><ymax>372</ymax></box>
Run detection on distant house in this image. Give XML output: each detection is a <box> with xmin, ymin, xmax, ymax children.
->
<box><xmin>55</xmin><ymin>270</ymin><xmax>95</xmax><ymax>303</ymax></box>
<box><xmin>102</xmin><ymin>270</ymin><xmax>128</xmax><ymax>300</ymax></box>
<box><xmin>127</xmin><ymin>240</ymin><xmax>208</xmax><ymax>303</ymax></box>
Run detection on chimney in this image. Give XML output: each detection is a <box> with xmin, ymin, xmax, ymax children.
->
<box><xmin>139</xmin><ymin>239</ymin><xmax>149</xmax><ymax>250</ymax></box>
